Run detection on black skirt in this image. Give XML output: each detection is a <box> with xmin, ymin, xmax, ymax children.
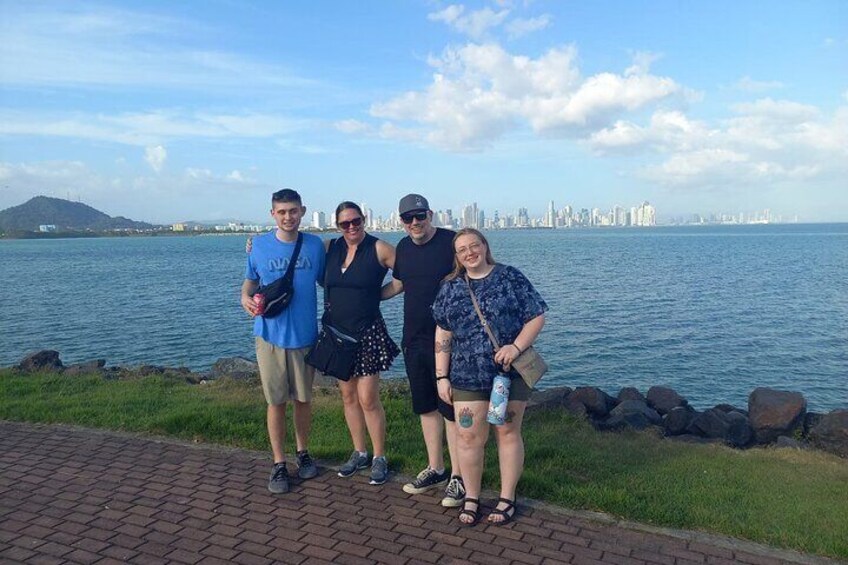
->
<box><xmin>352</xmin><ymin>316</ymin><xmax>400</xmax><ymax>377</ymax></box>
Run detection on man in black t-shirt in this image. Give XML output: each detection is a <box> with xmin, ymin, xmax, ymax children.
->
<box><xmin>382</xmin><ymin>194</ymin><xmax>464</xmax><ymax>507</ymax></box>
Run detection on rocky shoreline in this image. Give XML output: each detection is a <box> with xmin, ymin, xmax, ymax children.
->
<box><xmin>10</xmin><ymin>349</ymin><xmax>848</xmax><ymax>459</ymax></box>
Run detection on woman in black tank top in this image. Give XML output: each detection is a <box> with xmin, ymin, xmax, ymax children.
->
<box><xmin>325</xmin><ymin>202</ymin><xmax>399</xmax><ymax>485</ymax></box>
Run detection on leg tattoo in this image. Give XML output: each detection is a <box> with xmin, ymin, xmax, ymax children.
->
<box><xmin>459</xmin><ymin>407</ymin><xmax>473</xmax><ymax>428</ymax></box>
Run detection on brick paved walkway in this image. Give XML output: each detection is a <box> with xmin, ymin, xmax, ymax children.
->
<box><xmin>0</xmin><ymin>421</ymin><xmax>839</xmax><ymax>565</ymax></box>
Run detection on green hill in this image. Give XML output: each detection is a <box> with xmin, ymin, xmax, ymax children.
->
<box><xmin>0</xmin><ymin>196</ymin><xmax>156</xmax><ymax>232</ymax></box>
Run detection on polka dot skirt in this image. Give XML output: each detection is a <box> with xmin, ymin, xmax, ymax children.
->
<box><xmin>352</xmin><ymin>316</ymin><xmax>400</xmax><ymax>377</ymax></box>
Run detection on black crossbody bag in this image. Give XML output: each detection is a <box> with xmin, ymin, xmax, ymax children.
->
<box><xmin>256</xmin><ymin>233</ymin><xmax>303</xmax><ymax>318</ymax></box>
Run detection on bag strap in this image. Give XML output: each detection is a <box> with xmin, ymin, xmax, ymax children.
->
<box><xmin>282</xmin><ymin>232</ymin><xmax>304</xmax><ymax>284</ymax></box>
<box><xmin>465</xmin><ymin>275</ymin><xmax>501</xmax><ymax>351</ymax></box>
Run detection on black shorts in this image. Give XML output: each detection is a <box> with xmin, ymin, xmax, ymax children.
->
<box><xmin>403</xmin><ymin>344</ymin><xmax>455</xmax><ymax>421</ymax></box>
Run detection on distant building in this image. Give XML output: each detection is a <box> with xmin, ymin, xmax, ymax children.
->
<box><xmin>172</xmin><ymin>223</ymin><xmax>186</xmax><ymax>232</ymax></box>
<box><xmin>39</xmin><ymin>225</ymin><xmax>57</xmax><ymax>233</ymax></box>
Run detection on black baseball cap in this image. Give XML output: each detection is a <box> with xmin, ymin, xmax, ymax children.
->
<box><xmin>398</xmin><ymin>193</ymin><xmax>430</xmax><ymax>215</ymax></box>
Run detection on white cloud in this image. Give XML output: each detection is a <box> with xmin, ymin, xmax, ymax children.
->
<box><xmin>0</xmin><ymin>110</ymin><xmax>302</xmax><ymax>146</ymax></box>
<box><xmin>144</xmin><ymin>145</ymin><xmax>167</xmax><ymax>173</ymax></box>
<box><xmin>733</xmin><ymin>76</ymin><xmax>784</xmax><ymax>92</ymax></box>
<box><xmin>625</xmin><ymin>51</ymin><xmax>662</xmax><ymax>77</ymax></box>
<box><xmin>428</xmin><ymin>5</ymin><xmax>511</xmax><ymax>40</ymax></box>
<box><xmin>371</xmin><ymin>44</ymin><xmax>685</xmax><ymax>150</ymax></box>
<box><xmin>227</xmin><ymin>170</ymin><xmax>245</xmax><ymax>182</ymax></box>
<box><xmin>334</xmin><ymin>119</ymin><xmax>371</xmax><ymax>134</ymax></box>
<box><xmin>505</xmin><ymin>15</ymin><xmax>551</xmax><ymax>39</ymax></box>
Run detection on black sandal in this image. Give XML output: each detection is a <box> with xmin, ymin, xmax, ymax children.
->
<box><xmin>487</xmin><ymin>497</ymin><xmax>516</xmax><ymax>525</ymax></box>
<box><xmin>458</xmin><ymin>497</ymin><xmax>481</xmax><ymax>527</ymax></box>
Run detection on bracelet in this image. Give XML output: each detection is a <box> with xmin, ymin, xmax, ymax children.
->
<box><xmin>511</xmin><ymin>343</ymin><xmax>522</xmax><ymax>354</ymax></box>
<box><xmin>436</xmin><ymin>376</ymin><xmax>450</xmax><ymax>381</ymax></box>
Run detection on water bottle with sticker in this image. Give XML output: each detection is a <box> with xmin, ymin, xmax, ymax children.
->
<box><xmin>487</xmin><ymin>374</ymin><xmax>511</xmax><ymax>425</ymax></box>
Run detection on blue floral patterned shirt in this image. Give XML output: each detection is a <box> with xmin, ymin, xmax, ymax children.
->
<box><xmin>432</xmin><ymin>264</ymin><xmax>548</xmax><ymax>393</ymax></box>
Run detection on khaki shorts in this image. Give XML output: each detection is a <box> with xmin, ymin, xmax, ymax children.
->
<box><xmin>452</xmin><ymin>374</ymin><xmax>532</xmax><ymax>403</ymax></box>
<box><xmin>255</xmin><ymin>337</ymin><xmax>315</xmax><ymax>405</ymax></box>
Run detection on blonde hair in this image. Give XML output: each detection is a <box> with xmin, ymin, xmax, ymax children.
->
<box><xmin>445</xmin><ymin>228</ymin><xmax>496</xmax><ymax>281</ymax></box>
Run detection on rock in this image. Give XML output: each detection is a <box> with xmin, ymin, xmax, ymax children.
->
<box><xmin>667</xmin><ymin>434</ymin><xmax>723</xmax><ymax>445</ymax></box>
<box><xmin>527</xmin><ymin>386</ymin><xmax>572</xmax><ymax>413</ymax></box>
<box><xmin>748</xmin><ymin>388</ymin><xmax>806</xmax><ymax>444</ymax></box>
<box><xmin>18</xmin><ymin>350</ymin><xmax>63</xmax><ymax>372</ymax></box>
<box><xmin>63</xmin><ymin>359</ymin><xmax>106</xmax><ymax>376</ymax></box>
<box><xmin>804</xmin><ymin>412</ymin><xmax>823</xmax><ymax>437</ymax></box>
<box><xmin>210</xmin><ymin>357</ymin><xmax>259</xmax><ymax>380</ymax></box>
<box><xmin>568</xmin><ymin>387</ymin><xmax>614</xmax><ymax>417</ymax></box>
<box><xmin>617</xmin><ymin>387</ymin><xmax>646</xmax><ymax>404</ymax></box>
<box><xmin>601</xmin><ymin>411</ymin><xmax>653</xmax><ymax>431</ymax></box>
<box><xmin>724</xmin><ymin>411</ymin><xmax>753</xmax><ymax>448</ymax></box>
<box><xmin>663</xmin><ymin>406</ymin><xmax>696</xmax><ymax>436</ymax></box>
<box><xmin>713</xmin><ymin>403</ymin><xmax>739</xmax><ymax>414</ymax></box>
<box><xmin>609</xmin><ymin>400</ymin><xmax>661</xmax><ymax>425</ymax></box>
<box><xmin>808</xmin><ymin>410</ymin><xmax>848</xmax><ymax>458</ymax></box>
<box><xmin>646</xmin><ymin>386</ymin><xmax>688</xmax><ymax>415</ymax></box>
<box><xmin>138</xmin><ymin>365</ymin><xmax>166</xmax><ymax>376</ymax></box>
<box><xmin>775</xmin><ymin>436</ymin><xmax>805</xmax><ymax>449</ymax></box>
<box><xmin>689</xmin><ymin>408</ymin><xmax>731</xmax><ymax>439</ymax></box>
<box><xmin>563</xmin><ymin>399</ymin><xmax>588</xmax><ymax>419</ymax></box>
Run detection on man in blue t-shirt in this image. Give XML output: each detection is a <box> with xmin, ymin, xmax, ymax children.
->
<box><xmin>382</xmin><ymin>194</ymin><xmax>464</xmax><ymax>508</ymax></box>
<box><xmin>241</xmin><ymin>189</ymin><xmax>326</xmax><ymax>494</ymax></box>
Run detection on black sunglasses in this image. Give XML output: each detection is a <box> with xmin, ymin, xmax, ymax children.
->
<box><xmin>338</xmin><ymin>217</ymin><xmax>363</xmax><ymax>230</ymax></box>
<box><xmin>400</xmin><ymin>211</ymin><xmax>428</xmax><ymax>224</ymax></box>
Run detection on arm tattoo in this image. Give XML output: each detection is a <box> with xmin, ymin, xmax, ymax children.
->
<box><xmin>435</xmin><ymin>339</ymin><xmax>452</xmax><ymax>353</ymax></box>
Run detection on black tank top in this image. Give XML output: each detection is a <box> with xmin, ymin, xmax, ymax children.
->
<box><xmin>324</xmin><ymin>234</ymin><xmax>387</xmax><ymax>335</ymax></box>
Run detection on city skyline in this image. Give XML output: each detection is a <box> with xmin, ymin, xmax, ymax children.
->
<box><xmin>1</xmin><ymin>2</ymin><xmax>846</xmax><ymax>223</ymax></box>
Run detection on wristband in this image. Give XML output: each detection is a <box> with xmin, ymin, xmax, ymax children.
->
<box><xmin>436</xmin><ymin>376</ymin><xmax>450</xmax><ymax>381</ymax></box>
<box><xmin>511</xmin><ymin>343</ymin><xmax>522</xmax><ymax>354</ymax></box>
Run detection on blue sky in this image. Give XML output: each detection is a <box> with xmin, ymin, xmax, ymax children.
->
<box><xmin>1</xmin><ymin>1</ymin><xmax>846</xmax><ymax>223</ymax></box>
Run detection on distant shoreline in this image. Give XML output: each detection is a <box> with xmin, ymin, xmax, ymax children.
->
<box><xmin>4</xmin><ymin>222</ymin><xmax>847</xmax><ymax>241</ymax></box>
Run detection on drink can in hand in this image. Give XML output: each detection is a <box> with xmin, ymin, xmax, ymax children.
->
<box><xmin>487</xmin><ymin>374</ymin><xmax>511</xmax><ymax>426</ymax></box>
<box><xmin>253</xmin><ymin>293</ymin><xmax>266</xmax><ymax>316</ymax></box>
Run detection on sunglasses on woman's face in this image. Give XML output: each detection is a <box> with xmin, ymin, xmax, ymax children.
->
<box><xmin>338</xmin><ymin>217</ymin><xmax>363</xmax><ymax>230</ymax></box>
<box><xmin>400</xmin><ymin>211</ymin><xmax>428</xmax><ymax>224</ymax></box>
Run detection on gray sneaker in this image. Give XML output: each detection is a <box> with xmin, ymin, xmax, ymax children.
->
<box><xmin>441</xmin><ymin>475</ymin><xmax>466</xmax><ymax>508</ymax></box>
<box><xmin>268</xmin><ymin>462</ymin><xmax>289</xmax><ymax>494</ymax></box>
<box><xmin>369</xmin><ymin>456</ymin><xmax>388</xmax><ymax>485</ymax></box>
<box><xmin>296</xmin><ymin>450</ymin><xmax>318</xmax><ymax>480</ymax></box>
<box><xmin>338</xmin><ymin>451</ymin><xmax>370</xmax><ymax>477</ymax></box>
<box><xmin>403</xmin><ymin>467</ymin><xmax>449</xmax><ymax>494</ymax></box>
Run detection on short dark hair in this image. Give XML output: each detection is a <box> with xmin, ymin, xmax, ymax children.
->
<box><xmin>272</xmin><ymin>189</ymin><xmax>302</xmax><ymax>206</ymax></box>
<box><xmin>335</xmin><ymin>201</ymin><xmax>364</xmax><ymax>224</ymax></box>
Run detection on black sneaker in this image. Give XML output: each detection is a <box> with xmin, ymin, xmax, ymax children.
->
<box><xmin>441</xmin><ymin>476</ymin><xmax>466</xmax><ymax>508</ymax></box>
<box><xmin>296</xmin><ymin>450</ymin><xmax>318</xmax><ymax>480</ymax></box>
<box><xmin>338</xmin><ymin>451</ymin><xmax>370</xmax><ymax>478</ymax></box>
<box><xmin>369</xmin><ymin>456</ymin><xmax>389</xmax><ymax>486</ymax></box>
<box><xmin>403</xmin><ymin>467</ymin><xmax>450</xmax><ymax>495</ymax></box>
<box><xmin>268</xmin><ymin>462</ymin><xmax>289</xmax><ymax>494</ymax></box>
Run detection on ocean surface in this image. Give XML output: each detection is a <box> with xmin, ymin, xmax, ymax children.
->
<box><xmin>1</xmin><ymin>224</ymin><xmax>846</xmax><ymax>411</ymax></box>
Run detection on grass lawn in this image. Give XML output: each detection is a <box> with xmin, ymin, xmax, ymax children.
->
<box><xmin>1</xmin><ymin>370</ymin><xmax>846</xmax><ymax>559</ymax></box>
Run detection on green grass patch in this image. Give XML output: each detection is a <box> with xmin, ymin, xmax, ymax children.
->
<box><xmin>2</xmin><ymin>370</ymin><xmax>846</xmax><ymax>558</ymax></box>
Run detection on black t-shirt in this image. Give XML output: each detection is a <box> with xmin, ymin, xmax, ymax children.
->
<box><xmin>393</xmin><ymin>227</ymin><xmax>456</xmax><ymax>348</ymax></box>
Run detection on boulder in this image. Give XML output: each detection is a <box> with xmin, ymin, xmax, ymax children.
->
<box><xmin>210</xmin><ymin>357</ymin><xmax>259</xmax><ymax>380</ymax></box>
<box><xmin>63</xmin><ymin>359</ymin><xmax>106</xmax><ymax>376</ymax></box>
<box><xmin>774</xmin><ymin>436</ymin><xmax>804</xmax><ymax>449</ymax></box>
<box><xmin>748</xmin><ymin>388</ymin><xmax>806</xmax><ymax>444</ymax></box>
<box><xmin>689</xmin><ymin>408</ymin><xmax>731</xmax><ymax>439</ymax></box>
<box><xmin>138</xmin><ymin>365</ymin><xmax>166</xmax><ymax>376</ymax></box>
<box><xmin>663</xmin><ymin>406</ymin><xmax>696</xmax><ymax>436</ymax></box>
<box><xmin>609</xmin><ymin>400</ymin><xmax>661</xmax><ymax>425</ymax></box>
<box><xmin>527</xmin><ymin>386</ymin><xmax>572</xmax><ymax>413</ymax></box>
<box><xmin>617</xmin><ymin>387</ymin><xmax>646</xmax><ymax>404</ymax></box>
<box><xmin>803</xmin><ymin>412</ymin><xmax>823</xmax><ymax>437</ymax></box>
<box><xmin>18</xmin><ymin>350</ymin><xmax>63</xmax><ymax>372</ymax></box>
<box><xmin>724</xmin><ymin>411</ymin><xmax>753</xmax><ymax>448</ymax></box>
<box><xmin>568</xmin><ymin>387</ymin><xmax>614</xmax><ymax>417</ymax></box>
<box><xmin>563</xmin><ymin>399</ymin><xmax>588</xmax><ymax>419</ymax></box>
<box><xmin>646</xmin><ymin>386</ymin><xmax>688</xmax><ymax>415</ymax></box>
<box><xmin>808</xmin><ymin>410</ymin><xmax>848</xmax><ymax>458</ymax></box>
<box><xmin>601</xmin><ymin>411</ymin><xmax>653</xmax><ymax>431</ymax></box>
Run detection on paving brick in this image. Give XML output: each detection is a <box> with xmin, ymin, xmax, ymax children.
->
<box><xmin>0</xmin><ymin>422</ymin><xmax>822</xmax><ymax>565</ymax></box>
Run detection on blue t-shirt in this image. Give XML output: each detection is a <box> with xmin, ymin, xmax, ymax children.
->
<box><xmin>432</xmin><ymin>264</ymin><xmax>548</xmax><ymax>392</ymax></box>
<box><xmin>245</xmin><ymin>231</ymin><xmax>325</xmax><ymax>348</ymax></box>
